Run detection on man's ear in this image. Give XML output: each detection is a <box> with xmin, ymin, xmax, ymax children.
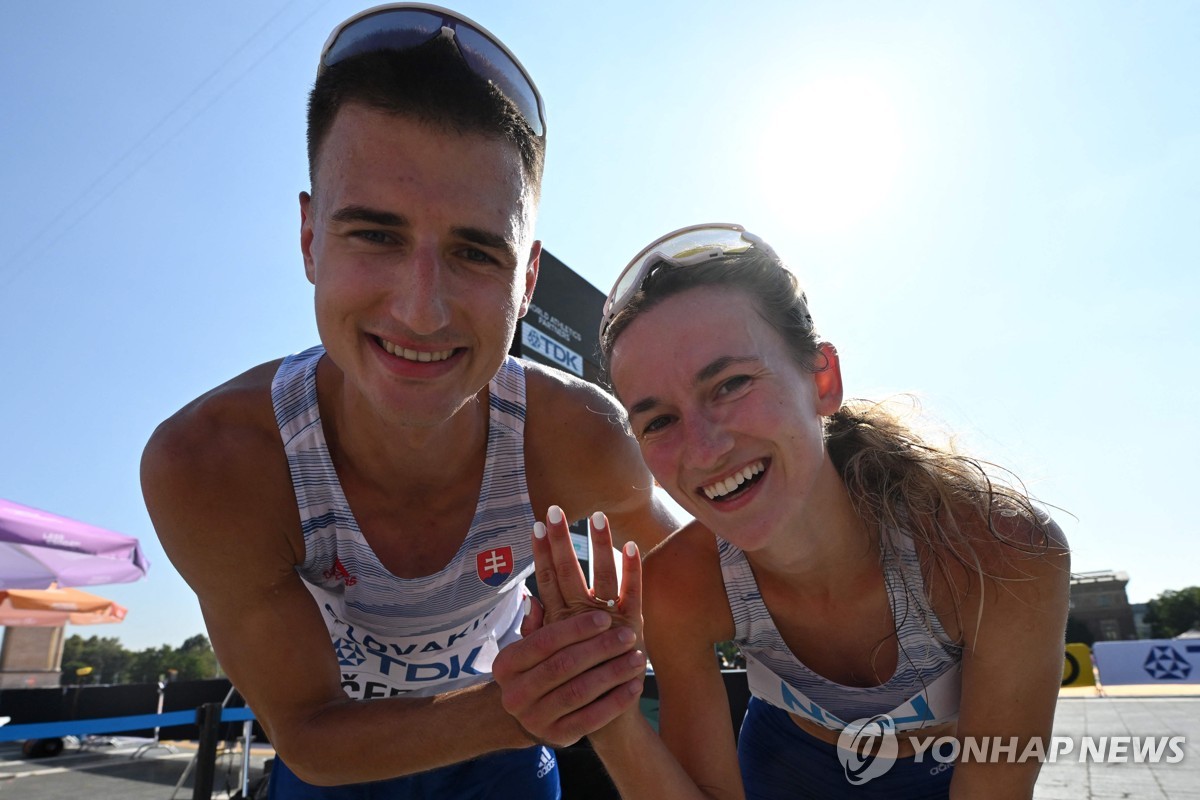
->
<box><xmin>518</xmin><ymin>240</ymin><xmax>541</xmax><ymax>318</ymax></box>
<box><xmin>300</xmin><ymin>191</ymin><xmax>316</xmax><ymax>285</ymax></box>
<box><xmin>813</xmin><ymin>342</ymin><xmax>844</xmax><ymax>415</ymax></box>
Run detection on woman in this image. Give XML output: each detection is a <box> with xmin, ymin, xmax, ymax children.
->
<box><xmin>528</xmin><ymin>224</ymin><xmax>1070</xmax><ymax>799</ymax></box>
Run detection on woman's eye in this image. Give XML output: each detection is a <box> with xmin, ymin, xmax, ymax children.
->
<box><xmin>641</xmin><ymin>415</ymin><xmax>673</xmax><ymax>436</ymax></box>
<box><xmin>717</xmin><ymin>375</ymin><xmax>751</xmax><ymax>395</ymax></box>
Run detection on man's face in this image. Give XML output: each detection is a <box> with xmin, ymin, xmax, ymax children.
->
<box><xmin>301</xmin><ymin>103</ymin><xmax>539</xmax><ymax>428</ymax></box>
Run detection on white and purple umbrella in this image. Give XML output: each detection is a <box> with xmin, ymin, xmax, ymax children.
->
<box><xmin>0</xmin><ymin>498</ymin><xmax>150</xmax><ymax>590</ymax></box>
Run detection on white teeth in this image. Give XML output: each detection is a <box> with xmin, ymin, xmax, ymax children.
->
<box><xmin>380</xmin><ymin>339</ymin><xmax>453</xmax><ymax>363</ymax></box>
<box><xmin>702</xmin><ymin>461</ymin><xmax>765</xmax><ymax>500</ymax></box>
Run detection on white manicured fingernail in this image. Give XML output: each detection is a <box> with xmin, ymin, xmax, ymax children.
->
<box><xmin>625</xmin><ymin>542</ymin><xmax>637</xmax><ymax>557</ymax></box>
<box><xmin>522</xmin><ymin>596</ymin><xmax>532</xmax><ymax>616</ymax></box>
<box><xmin>533</xmin><ymin>521</ymin><xmax>546</xmax><ymax>539</ymax></box>
<box><xmin>547</xmin><ymin>506</ymin><xmax>564</xmax><ymax>524</ymax></box>
<box><xmin>591</xmin><ymin>511</ymin><xmax>605</xmax><ymax>530</ymax></box>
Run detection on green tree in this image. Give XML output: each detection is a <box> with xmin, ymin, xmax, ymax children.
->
<box><xmin>175</xmin><ymin>634</ymin><xmax>221</xmax><ymax>680</ymax></box>
<box><xmin>1144</xmin><ymin>587</ymin><xmax>1200</xmax><ymax>638</ymax></box>
<box><xmin>61</xmin><ymin>635</ymin><xmax>132</xmax><ymax>685</ymax></box>
<box><xmin>61</xmin><ymin>634</ymin><xmax>223</xmax><ymax>685</ymax></box>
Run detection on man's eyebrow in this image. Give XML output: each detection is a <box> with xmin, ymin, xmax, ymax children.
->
<box><xmin>452</xmin><ymin>226</ymin><xmax>516</xmax><ymax>257</ymax></box>
<box><xmin>626</xmin><ymin>355</ymin><xmax>759</xmax><ymax>418</ymax></box>
<box><xmin>330</xmin><ymin>206</ymin><xmax>407</xmax><ymax>226</ymax></box>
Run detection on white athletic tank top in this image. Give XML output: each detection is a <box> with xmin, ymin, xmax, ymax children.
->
<box><xmin>272</xmin><ymin>346</ymin><xmax>536</xmax><ymax>699</ymax></box>
<box><xmin>720</xmin><ymin>529</ymin><xmax>963</xmax><ymax>731</ymax></box>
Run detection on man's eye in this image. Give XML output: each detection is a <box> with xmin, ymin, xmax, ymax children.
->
<box><xmin>461</xmin><ymin>247</ymin><xmax>495</xmax><ymax>263</ymax></box>
<box><xmin>352</xmin><ymin>230</ymin><xmax>392</xmax><ymax>244</ymax></box>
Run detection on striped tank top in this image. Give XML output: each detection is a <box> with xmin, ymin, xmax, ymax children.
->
<box><xmin>271</xmin><ymin>345</ymin><xmax>536</xmax><ymax>700</ymax></box>
<box><xmin>720</xmin><ymin>529</ymin><xmax>962</xmax><ymax>731</ymax></box>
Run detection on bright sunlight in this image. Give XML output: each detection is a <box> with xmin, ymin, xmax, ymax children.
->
<box><xmin>755</xmin><ymin>74</ymin><xmax>905</xmax><ymax>234</ymax></box>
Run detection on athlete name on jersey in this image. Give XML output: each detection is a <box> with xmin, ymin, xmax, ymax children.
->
<box><xmin>476</xmin><ymin>546</ymin><xmax>514</xmax><ymax>586</ymax></box>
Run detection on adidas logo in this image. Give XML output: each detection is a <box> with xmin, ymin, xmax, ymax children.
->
<box><xmin>322</xmin><ymin>557</ymin><xmax>358</xmax><ymax>586</ymax></box>
<box><xmin>536</xmin><ymin>747</ymin><xmax>556</xmax><ymax>779</ymax></box>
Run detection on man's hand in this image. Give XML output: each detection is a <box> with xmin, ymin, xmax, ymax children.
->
<box><xmin>492</xmin><ymin>507</ymin><xmax>646</xmax><ymax>747</ymax></box>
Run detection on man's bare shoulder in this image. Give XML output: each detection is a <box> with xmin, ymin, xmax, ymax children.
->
<box><xmin>144</xmin><ymin>360</ymin><xmax>284</xmax><ymax>477</ymax></box>
<box><xmin>142</xmin><ymin>359</ymin><xmax>303</xmax><ymax>578</ymax></box>
<box><xmin>521</xmin><ymin>361</ymin><xmax>651</xmax><ymax>516</ymax></box>
<box><xmin>522</xmin><ymin>360</ymin><xmax>628</xmax><ymax>441</ymax></box>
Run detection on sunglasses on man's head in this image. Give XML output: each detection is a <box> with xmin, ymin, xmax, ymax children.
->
<box><xmin>319</xmin><ymin>3</ymin><xmax>545</xmax><ymax>137</ymax></box>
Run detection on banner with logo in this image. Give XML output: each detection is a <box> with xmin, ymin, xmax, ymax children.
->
<box><xmin>1093</xmin><ymin>639</ymin><xmax>1200</xmax><ymax>685</ymax></box>
<box><xmin>1062</xmin><ymin>643</ymin><xmax>1096</xmax><ymax>687</ymax></box>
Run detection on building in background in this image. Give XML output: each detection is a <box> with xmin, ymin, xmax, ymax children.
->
<box><xmin>1070</xmin><ymin>570</ymin><xmax>1138</xmax><ymax>641</ymax></box>
<box><xmin>0</xmin><ymin>626</ymin><xmax>65</xmax><ymax>689</ymax></box>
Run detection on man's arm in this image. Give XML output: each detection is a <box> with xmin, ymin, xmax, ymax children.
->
<box><xmin>142</xmin><ymin>370</ymin><xmax>638</xmax><ymax>784</ymax></box>
<box><xmin>523</xmin><ymin>363</ymin><xmax>679</xmax><ymax>551</ymax></box>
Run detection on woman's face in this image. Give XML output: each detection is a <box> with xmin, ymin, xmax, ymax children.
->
<box><xmin>609</xmin><ymin>285</ymin><xmax>842</xmax><ymax>551</ymax></box>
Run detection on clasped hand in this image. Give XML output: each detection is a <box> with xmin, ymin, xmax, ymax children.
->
<box><xmin>492</xmin><ymin>506</ymin><xmax>646</xmax><ymax>748</ymax></box>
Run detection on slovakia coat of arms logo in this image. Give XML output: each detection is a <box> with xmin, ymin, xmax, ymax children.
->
<box><xmin>476</xmin><ymin>546</ymin><xmax>514</xmax><ymax>587</ymax></box>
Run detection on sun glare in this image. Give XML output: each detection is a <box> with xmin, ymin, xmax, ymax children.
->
<box><xmin>756</xmin><ymin>74</ymin><xmax>905</xmax><ymax>234</ymax></box>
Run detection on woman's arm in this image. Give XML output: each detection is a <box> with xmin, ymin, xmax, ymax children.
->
<box><xmin>934</xmin><ymin>515</ymin><xmax>1071</xmax><ymax>799</ymax></box>
<box><xmin>532</xmin><ymin>511</ymin><xmax>746</xmax><ymax>800</ymax></box>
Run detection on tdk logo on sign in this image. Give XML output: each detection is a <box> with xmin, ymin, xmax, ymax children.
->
<box><xmin>522</xmin><ymin>323</ymin><xmax>583</xmax><ymax>376</ymax></box>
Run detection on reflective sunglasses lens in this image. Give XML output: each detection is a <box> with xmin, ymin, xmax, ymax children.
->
<box><xmin>605</xmin><ymin>226</ymin><xmax>748</xmax><ymax>327</ymax></box>
<box><xmin>659</xmin><ymin>228</ymin><xmax>750</xmax><ymax>264</ymax></box>
<box><xmin>323</xmin><ymin>10</ymin><xmax>444</xmax><ymax>67</ymax></box>
<box><xmin>455</xmin><ymin>26</ymin><xmax>543</xmax><ymax>136</ymax></box>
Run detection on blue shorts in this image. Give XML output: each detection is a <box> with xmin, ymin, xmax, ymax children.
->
<box><xmin>738</xmin><ymin>698</ymin><xmax>953</xmax><ymax>799</ymax></box>
<box><xmin>267</xmin><ymin>745</ymin><xmax>560</xmax><ymax>800</ymax></box>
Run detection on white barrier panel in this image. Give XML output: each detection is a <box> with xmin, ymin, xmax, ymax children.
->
<box><xmin>1093</xmin><ymin>639</ymin><xmax>1200</xmax><ymax>685</ymax></box>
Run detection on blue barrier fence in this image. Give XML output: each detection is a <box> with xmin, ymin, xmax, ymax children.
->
<box><xmin>0</xmin><ymin>706</ymin><xmax>255</xmax><ymax>742</ymax></box>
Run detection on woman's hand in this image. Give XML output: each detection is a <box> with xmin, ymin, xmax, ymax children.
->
<box><xmin>492</xmin><ymin>505</ymin><xmax>647</xmax><ymax>748</ymax></box>
<box><xmin>532</xmin><ymin>505</ymin><xmax>644</xmax><ymax>648</ymax></box>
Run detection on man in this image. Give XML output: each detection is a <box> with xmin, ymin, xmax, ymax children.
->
<box><xmin>142</xmin><ymin>6</ymin><xmax>674</xmax><ymax>797</ymax></box>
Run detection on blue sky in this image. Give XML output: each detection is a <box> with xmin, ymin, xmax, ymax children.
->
<box><xmin>1</xmin><ymin>1</ymin><xmax>1196</xmax><ymax>651</ymax></box>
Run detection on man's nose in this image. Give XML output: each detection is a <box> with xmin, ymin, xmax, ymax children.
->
<box><xmin>389</xmin><ymin>247</ymin><xmax>451</xmax><ymax>335</ymax></box>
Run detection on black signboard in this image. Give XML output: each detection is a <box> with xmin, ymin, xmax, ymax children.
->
<box><xmin>510</xmin><ymin>249</ymin><xmax>606</xmax><ymax>386</ymax></box>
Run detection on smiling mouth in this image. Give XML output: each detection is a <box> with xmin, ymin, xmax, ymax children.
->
<box><xmin>701</xmin><ymin>460</ymin><xmax>767</xmax><ymax>501</ymax></box>
<box><xmin>376</xmin><ymin>337</ymin><xmax>457</xmax><ymax>363</ymax></box>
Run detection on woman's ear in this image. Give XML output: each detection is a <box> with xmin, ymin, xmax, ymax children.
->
<box><xmin>813</xmin><ymin>342</ymin><xmax>844</xmax><ymax>415</ymax></box>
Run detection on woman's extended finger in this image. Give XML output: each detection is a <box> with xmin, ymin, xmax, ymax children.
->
<box><xmin>545</xmin><ymin>505</ymin><xmax>592</xmax><ymax>609</ymax></box>
<box><xmin>618</xmin><ymin>540</ymin><xmax>642</xmax><ymax>625</ymax></box>
<box><xmin>588</xmin><ymin>512</ymin><xmax>620</xmax><ymax>607</ymax></box>
<box><xmin>532</xmin><ymin>520</ymin><xmax>565</xmax><ymax>618</ymax></box>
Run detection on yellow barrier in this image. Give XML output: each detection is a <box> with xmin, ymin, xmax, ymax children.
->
<box><xmin>1062</xmin><ymin>643</ymin><xmax>1095</xmax><ymax>687</ymax></box>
